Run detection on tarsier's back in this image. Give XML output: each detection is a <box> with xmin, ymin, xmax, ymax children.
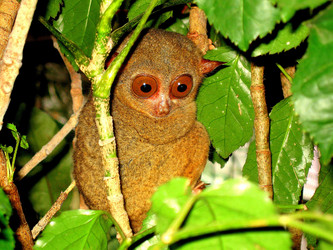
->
<box><xmin>73</xmin><ymin>29</ymin><xmax>212</xmax><ymax>232</ymax></box>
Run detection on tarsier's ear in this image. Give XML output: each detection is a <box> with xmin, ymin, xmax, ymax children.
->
<box><xmin>200</xmin><ymin>58</ymin><xmax>225</xmax><ymax>75</ymax></box>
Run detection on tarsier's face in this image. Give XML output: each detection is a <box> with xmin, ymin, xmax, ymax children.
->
<box><xmin>114</xmin><ymin>29</ymin><xmax>204</xmax><ymax>119</ymax></box>
<box><xmin>130</xmin><ymin>73</ymin><xmax>195</xmax><ymax>117</ymax></box>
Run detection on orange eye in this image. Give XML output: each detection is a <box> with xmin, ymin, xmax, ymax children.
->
<box><xmin>132</xmin><ymin>75</ymin><xmax>158</xmax><ymax>98</ymax></box>
<box><xmin>171</xmin><ymin>75</ymin><xmax>193</xmax><ymax>98</ymax></box>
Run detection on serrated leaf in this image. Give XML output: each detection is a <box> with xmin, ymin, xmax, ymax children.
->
<box><xmin>52</xmin><ymin>0</ymin><xmax>101</xmax><ymax>57</ymax></box>
<box><xmin>177</xmin><ymin>179</ymin><xmax>291</xmax><ymax>249</ymax></box>
<box><xmin>307</xmin><ymin>164</ymin><xmax>333</xmax><ymax>214</ymax></box>
<box><xmin>197</xmin><ymin>47</ymin><xmax>254</xmax><ymax>158</ymax></box>
<box><xmin>252</xmin><ymin>22</ymin><xmax>310</xmax><ymax>57</ymax></box>
<box><xmin>0</xmin><ymin>189</ymin><xmax>14</xmax><ymax>249</ymax></box>
<box><xmin>275</xmin><ymin>0</ymin><xmax>330</xmax><ymax>22</ymax></box>
<box><xmin>34</xmin><ymin>210</ymin><xmax>113</xmax><ymax>249</ymax></box>
<box><xmin>44</xmin><ymin>0</ymin><xmax>63</xmax><ymax>20</ymax></box>
<box><xmin>306</xmin><ymin>165</ymin><xmax>333</xmax><ymax>249</ymax></box>
<box><xmin>151</xmin><ymin>178</ymin><xmax>291</xmax><ymax>249</ymax></box>
<box><xmin>292</xmin><ymin>5</ymin><xmax>333</xmax><ymax>164</ymax></box>
<box><xmin>196</xmin><ymin>0</ymin><xmax>281</xmax><ymax>51</ymax></box>
<box><xmin>270</xmin><ymin>98</ymin><xmax>313</xmax><ymax>211</ymax></box>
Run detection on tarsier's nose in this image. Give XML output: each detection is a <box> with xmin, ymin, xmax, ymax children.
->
<box><xmin>155</xmin><ymin>95</ymin><xmax>171</xmax><ymax>117</ymax></box>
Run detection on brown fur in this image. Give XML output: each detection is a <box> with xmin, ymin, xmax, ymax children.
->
<box><xmin>73</xmin><ymin>29</ymin><xmax>210</xmax><ymax>232</ymax></box>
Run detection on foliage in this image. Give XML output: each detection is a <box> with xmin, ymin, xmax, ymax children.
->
<box><xmin>0</xmin><ymin>123</ymin><xmax>28</xmax><ymax>182</ymax></box>
<box><xmin>0</xmin><ymin>188</ymin><xmax>15</xmax><ymax>249</ymax></box>
<box><xmin>292</xmin><ymin>4</ymin><xmax>333</xmax><ymax>165</ymax></box>
<box><xmin>34</xmin><ymin>210</ymin><xmax>113</xmax><ymax>249</ymax></box>
<box><xmin>2</xmin><ymin>0</ymin><xmax>333</xmax><ymax>248</ymax></box>
<box><xmin>196</xmin><ymin>46</ymin><xmax>253</xmax><ymax>158</ymax></box>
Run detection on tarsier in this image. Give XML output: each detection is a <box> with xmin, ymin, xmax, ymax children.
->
<box><xmin>73</xmin><ymin>29</ymin><xmax>222</xmax><ymax>232</ymax></box>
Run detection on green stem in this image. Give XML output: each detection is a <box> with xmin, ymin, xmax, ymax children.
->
<box><xmin>8</xmin><ymin>138</ymin><xmax>20</xmax><ymax>182</ymax></box>
<box><xmin>94</xmin><ymin>0</ymin><xmax>160</xmax><ymax>98</ymax></box>
<box><xmin>84</xmin><ymin>0</ymin><xmax>125</xmax><ymax>79</ymax></box>
<box><xmin>161</xmin><ymin>194</ymin><xmax>198</xmax><ymax>244</ymax></box>
<box><xmin>118</xmin><ymin>227</ymin><xmax>156</xmax><ymax>249</ymax></box>
<box><xmin>98</xmin><ymin>0</ymin><xmax>123</xmax><ymax>35</ymax></box>
<box><xmin>106</xmin><ymin>213</ymin><xmax>126</xmax><ymax>241</ymax></box>
<box><xmin>4</xmin><ymin>151</ymin><xmax>11</xmax><ymax>183</ymax></box>
<box><xmin>155</xmin><ymin>212</ymin><xmax>333</xmax><ymax>246</ymax></box>
<box><xmin>286</xmin><ymin>219</ymin><xmax>333</xmax><ymax>244</ymax></box>
<box><xmin>276</xmin><ymin>204</ymin><xmax>306</xmax><ymax>210</ymax></box>
<box><xmin>276</xmin><ymin>63</ymin><xmax>293</xmax><ymax>84</ymax></box>
<box><xmin>168</xmin><ymin>216</ymin><xmax>282</xmax><ymax>245</ymax></box>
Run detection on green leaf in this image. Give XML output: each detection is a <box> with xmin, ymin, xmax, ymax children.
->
<box><xmin>210</xmin><ymin>149</ymin><xmax>227</xmax><ymax>167</ymax></box>
<box><xmin>197</xmin><ymin>46</ymin><xmax>254</xmax><ymax>158</ymax></box>
<box><xmin>44</xmin><ymin>0</ymin><xmax>63</xmax><ymax>20</ymax></box>
<box><xmin>39</xmin><ymin>17</ymin><xmax>84</xmax><ymax>70</ymax></box>
<box><xmin>128</xmin><ymin>0</ymin><xmax>167</xmax><ymax>21</ymax></box>
<box><xmin>0</xmin><ymin>189</ymin><xmax>15</xmax><ymax>249</ymax></box>
<box><xmin>242</xmin><ymin>140</ymin><xmax>258</xmax><ymax>183</ymax></box>
<box><xmin>28</xmin><ymin>151</ymin><xmax>73</xmax><ymax>216</ymax></box>
<box><xmin>275</xmin><ymin>0</ymin><xmax>330</xmax><ymax>22</ymax></box>
<box><xmin>270</xmin><ymin>98</ymin><xmax>313</xmax><ymax>211</ymax></box>
<box><xmin>19</xmin><ymin>135</ymin><xmax>29</xmax><ymax>150</ymax></box>
<box><xmin>111</xmin><ymin>0</ymin><xmax>192</xmax><ymax>45</ymax></box>
<box><xmin>150</xmin><ymin>178</ymin><xmax>291</xmax><ymax>249</ymax></box>
<box><xmin>26</xmin><ymin>108</ymin><xmax>66</xmax><ymax>162</ymax></box>
<box><xmin>307</xmin><ymin>164</ymin><xmax>333</xmax><ymax>214</ymax></box>
<box><xmin>34</xmin><ymin>210</ymin><xmax>113</xmax><ymax>249</ymax></box>
<box><xmin>292</xmin><ymin>5</ymin><xmax>333</xmax><ymax>164</ymax></box>
<box><xmin>176</xmin><ymin>179</ymin><xmax>291</xmax><ymax>249</ymax></box>
<box><xmin>252</xmin><ymin>22</ymin><xmax>310</xmax><ymax>57</ymax></box>
<box><xmin>6</xmin><ymin>123</ymin><xmax>17</xmax><ymax>133</ymax></box>
<box><xmin>306</xmin><ymin>166</ymin><xmax>333</xmax><ymax>249</ymax></box>
<box><xmin>0</xmin><ymin>189</ymin><xmax>12</xmax><ymax>225</ymax></box>
<box><xmin>165</xmin><ymin>17</ymin><xmax>189</xmax><ymax>36</ymax></box>
<box><xmin>196</xmin><ymin>0</ymin><xmax>281</xmax><ymax>51</ymax></box>
<box><xmin>52</xmin><ymin>0</ymin><xmax>101</xmax><ymax>57</ymax></box>
<box><xmin>6</xmin><ymin>123</ymin><xmax>19</xmax><ymax>142</ymax></box>
<box><xmin>0</xmin><ymin>145</ymin><xmax>13</xmax><ymax>155</ymax></box>
<box><xmin>151</xmin><ymin>178</ymin><xmax>192</xmax><ymax>234</ymax></box>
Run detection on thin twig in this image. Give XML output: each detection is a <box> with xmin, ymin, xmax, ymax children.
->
<box><xmin>51</xmin><ymin>36</ymin><xmax>83</xmax><ymax>113</ymax></box>
<box><xmin>250</xmin><ymin>64</ymin><xmax>273</xmax><ymax>199</ymax></box>
<box><xmin>187</xmin><ymin>6</ymin><xmax>210</xmax><ymax>54</ymax></box>
<box><xmin>277</xmin><ymin>64</ymin><xmax>295</xmax><ymax>98</ymax></box>
<box><xmin>17</xmin><ymin>111</ymin><xmax>81</xmax><ymax>180</ymax></box>
<box><xmin>32</xmin><ymin>180</ymin><xmax>76</xmax><ymax>239</ymax></box>
<box><xmin>0</xmin><ymin>0</ymin><xmax>39</xmax><ymax>131</ymax></box>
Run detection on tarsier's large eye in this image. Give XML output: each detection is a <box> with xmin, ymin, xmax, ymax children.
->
<box><xmin>171</xmin><ymin>75</ymin><xmax>193</xmax><ymax>98</ymax></box>
<box><xmin>132</xmin><ymin>75</ymin><xmax>158</xmax><ymax>98</ymax></box>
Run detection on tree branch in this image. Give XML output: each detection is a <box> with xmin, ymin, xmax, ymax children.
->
<box><xmin>16</xmin><ymin>111</ymin><xmax>80</xmax><ymax>180</ymax></box>
<box><xmin>31</xmin><ymin>180</ymin><xmax>76</xmax><ymax>239</ymax></box>
<box><xmin>0</xmin><ymin>0</ymin><xmax>20</xmax><ymax>59</ymax></box>
<box><xmin>250</xmin><ymin>64</ymin><xmax>273</xmax><ymax>199</ymax></box>
<box><xmin>0</xmin><ymin>151</ymin><xmax>34</xmax><ymax>249</ymax></box>
<box><xmin>0</xmin><ymin>0</ymin><xmax>38</xmax><ymax>131</ymax></box>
